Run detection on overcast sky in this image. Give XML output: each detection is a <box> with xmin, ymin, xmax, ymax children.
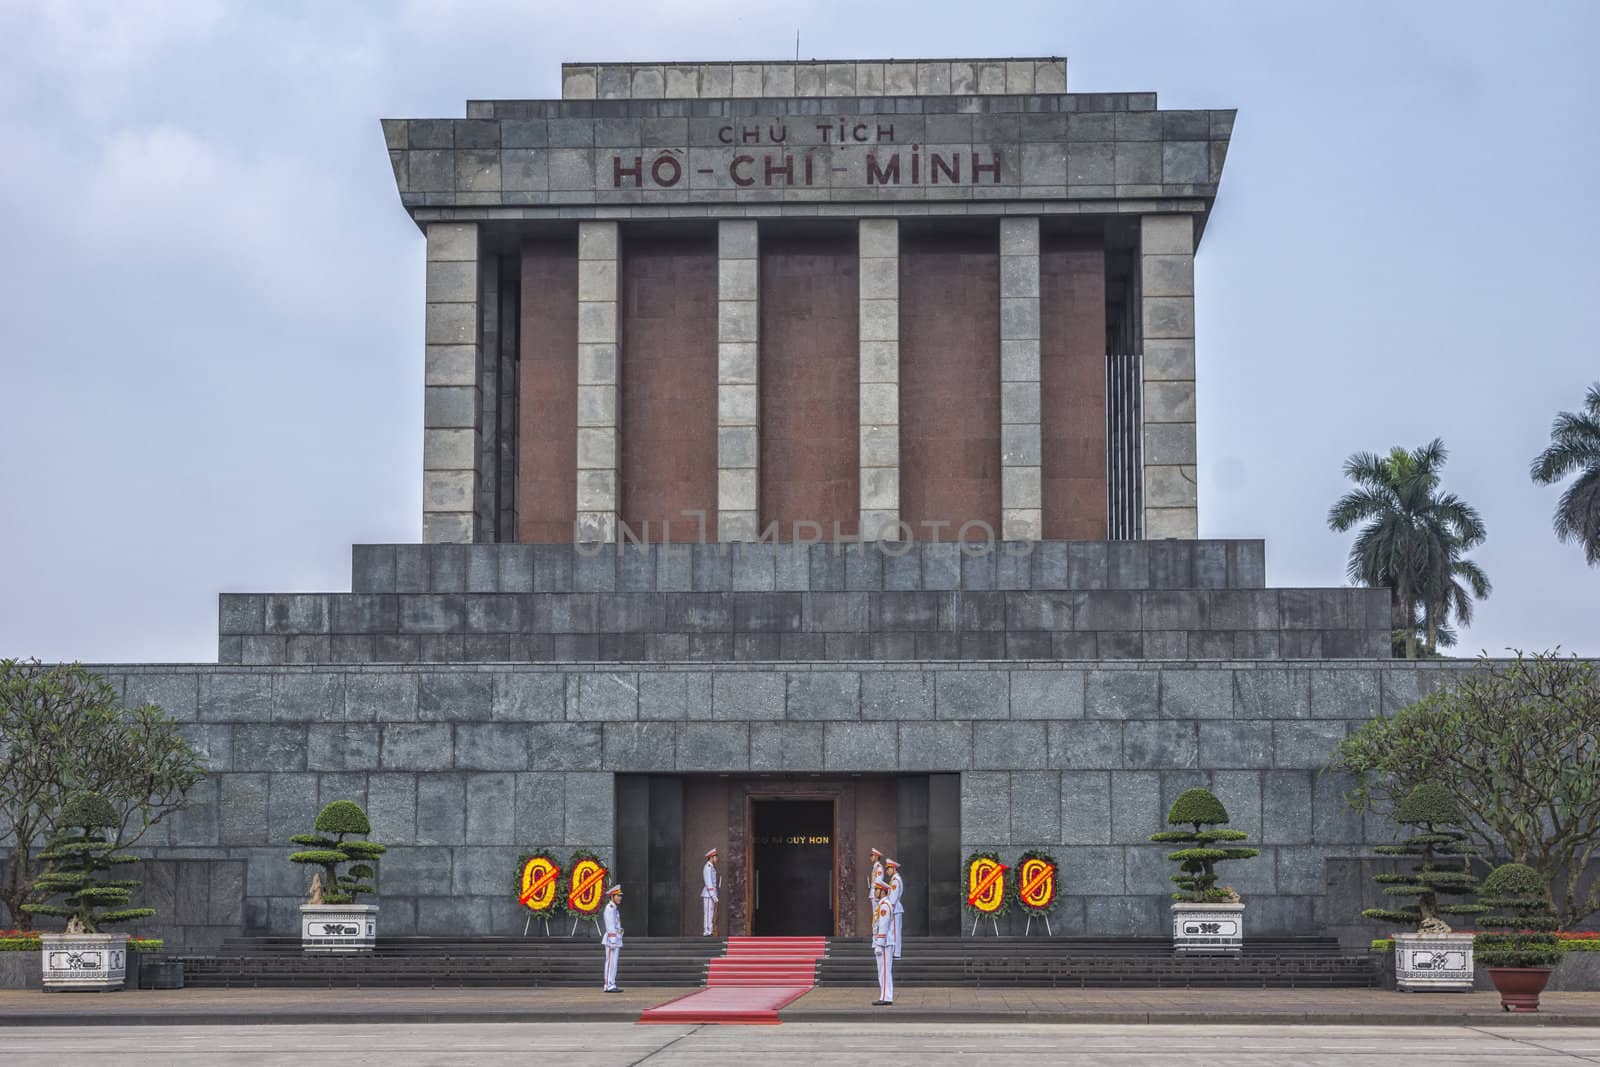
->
<box><xmin>1</xmin><ymin>0</ymin><xmax>1595</xmax><ymax>663</ymax></box>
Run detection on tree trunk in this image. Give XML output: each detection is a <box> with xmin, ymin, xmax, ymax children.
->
<box><xmin>1399</xmin><ymin>576</ymin><xmax>1417</xmax><ymax>659</ymax></box>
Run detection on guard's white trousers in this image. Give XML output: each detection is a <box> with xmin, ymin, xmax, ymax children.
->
<box><xmin>703</xmin><ymin>894</ymin><xmax>716</xmax><ymax>935</ymax></box>
<box><xmin>893</xmin><ymin>909</ymin><xmax>903</xmax><ymax>958</ymax></box>
<box><xmin>603</xmin><ymin>944</ymin><xmax>620</xmax><ymax>990</ymax></box>
<box><xmin>874</xmin><ymin>945</ymin><xmax>894</xmax><ymax>1003</ymax></box>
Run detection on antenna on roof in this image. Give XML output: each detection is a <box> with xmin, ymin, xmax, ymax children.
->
<box><xmin>795</xmin><ymin>30</ymin><xmax>799</xmax><ymax>62</ymax></box>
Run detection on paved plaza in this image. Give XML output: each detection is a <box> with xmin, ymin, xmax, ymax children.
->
<box><xmin>3</xmin><ymin>987</ymin><xmax>1599</xmax><ymax>1027</ymax></box>
<box><xmin>8</xmin><ymin>1022</ymin><xmax>1600</xmax><ymax>1065</ymax></box>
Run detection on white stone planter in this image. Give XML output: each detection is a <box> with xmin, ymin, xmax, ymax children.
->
<box><xmin>40</xmin><ymin>932</ymin><xmax>127</xmax><ymax>991</ymax></box>
<box><xmin>1171</xmin><ymin>902</ymin><xmax>1244</xmax><ymax>955</ymax></box>
<box><xmin>300</xmin><ymin>903</ymin><xmax>378</xmax><ymax>953</ymax></box>
<box><xmin>1393</xmin><ymin>931</ymin><xmax>1474</xmax><ymax>992</ymax></box>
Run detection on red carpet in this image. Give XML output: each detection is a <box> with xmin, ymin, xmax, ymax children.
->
<box><xmin>638</xmin><ymin>937</ymin><xmax>828</xmax><ymax>1024</ymax></box>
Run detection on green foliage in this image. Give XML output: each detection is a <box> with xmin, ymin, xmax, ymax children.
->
<box><xmin>0</xmin><ymin>933</ymin><xmax>163</xmax><ymax>952</ymax></box>
<box><xmin>1150</xmin><ymin>788</ymin><xmax>1259</xmax><ymax>903</ymax></box>
<box><xmin>514</xmin><ymin>849</ymin><xmax>567</xmax><ymax>916</ymax></box>
<box><xmin>0</xmin><ymin>660</ymin><xmax>206</xmax><ymax>929</ymax></box>
<box><xmin>1392</xmin><ymin>783</ymin><xmax>1460</xmax><ymax>827</ymax></box>
<box><xmin>1529</xmin><ymin>381</ymin><xmax>1600</xmax><ymax>566</ymax></box>
<box><xmin>315</xmin><ymin>800</ymin><xmax>372</xmax><ymax>836</ymax></box>
<box><xmin>1474</xmin><ymin>863</ymin><xmax>1562</xmax><ymax>969</ymax></box>
<box><xmin>1335</xmin><ymin>652</ymin><xmax>1600</xmax><ymax>927</ymax></box>
<box><xmin>1326</xmin><ymin>439</ymin><xmax>1489</xmax><ymax>658</ymax></box>
<box><xmin>288</xmin><ymin>801</ymin><xmax>386</xmax><ymax>905</ymax></box>
<box><xmin>1166</xmin><ymin>788</ymin><xmax>1229</xmax><ymax>826</ymax></box>
<box><xmin>1361</xmin><ymin>783</ymin><xmax>1485</xmax><ymax>931</ymax></box>
<box><xmin>19</xmin><ymin>792</ymin><xmax>156</xmax><ymax>933</ymax></box>
<box><xmin>963</xmin><ymin>850</ymin><xmax>1010</xmax><ymax>921</ymax></box>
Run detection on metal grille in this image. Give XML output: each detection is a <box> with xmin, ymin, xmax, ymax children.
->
<box><xmin>1106</xmin><ymin>352</ymin><xmax>1143</xmax><ymax>540</ymax></box>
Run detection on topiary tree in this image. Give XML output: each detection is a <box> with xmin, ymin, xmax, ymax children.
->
<box><xmin>1150</xmin><ymin>788</ymin><xmax>1259</xmax><ymax>903</ymax></box>
<box><xmin>0</xmin><ymin>660</ymin><xmax>205</xmax><ymax>928</ymax></box>
<box><xmin>1475</xmin><ymin>863</ymin><xmax>1562</xmax><ymax>969</ymax></box>
<box><xmin>289</xmin><ymin>800</ymin><xmax>386</xmax><ymax>905</ymax></box>
<box><xmin>1334</xmin><ymin>651</ymin><xmax>1600</xmax><ymax>926</ymax></box>
<box><xmin>20</xmin><ymin>792</ymin><xmax>156</xmax><ymax>933</ymax></box>
<box><xmin>1362</xmin><ymin>783</ymin><xmax>1485</xmax><ymax>932</ymax></box>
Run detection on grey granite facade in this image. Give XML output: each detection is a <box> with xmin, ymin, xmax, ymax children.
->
<box><xmin>216</xmin><ymin>542</ymin><xmax>1388</xmax><ymax>665</ymax></box>
<box><xmin>74</xmin><ymin>658</ymin><xmax>1470</xmax><ymax>943</ymax></box>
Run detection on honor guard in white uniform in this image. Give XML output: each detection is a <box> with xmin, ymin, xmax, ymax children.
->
<box><xmin>701</xmin><ymin>848</ymin><xmax>719</xmax><ymax>936</ymax></box>
<box><xmin>601</xmin><ymin>883</ymin><xmax>624</xmax><ymax>992</ymax></box>
<box><xmin>868</xmin><ymin>848</ymin><xmax>884</xmax><ymax>925</ymax></box>
<box><xmin>871</xmin><ymin>878</ymin><xmax>894</xmax><ymax>1005</ymax></box>
<box><xmin>885</xmin><ymin>858</ymin><xmax>905</xmax><ymax>959</ymax></box>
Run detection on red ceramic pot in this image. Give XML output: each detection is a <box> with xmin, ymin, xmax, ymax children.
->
<box><xmin>1487</xmin><ymin>967</ymin><xmax>1552</xmax><ymax>1013</ymax></box>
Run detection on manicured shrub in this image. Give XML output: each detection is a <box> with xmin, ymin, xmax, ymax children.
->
<box><xmin>1361</xmin><ymin>783</ymin><xmax>1485</xmax><ymax>931</ymax></box>
<box><xmin>20</xmin><ymin>792</ymin><xmax>157</xmax><ymax>933</ymax></box>
<box><xmin>289</xmin><ymin>800</ymin><xmax>386</xmax><ymax>905</ymax></box>
<box><xmin>1475</xmin><ymin>863</ymin><xmax>1562</xmax><ymax>969</ymax></box>
<box><xmin>1150</xmin><ymin>788</ymin><xmax>1259</xmax><ymax>902</ymax></box>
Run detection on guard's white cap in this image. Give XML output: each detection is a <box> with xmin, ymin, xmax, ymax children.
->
<box><xmin>872</xmin><ymin>879</ymin><xmax>893</xmax><ymax>893</ymax></box>
<box><xmin>607</xmin><ymin>883</ymin><xmax>623</xmax><ymax>896</ymax></box>
<box><xmin>885</xmin><ymin>858</ymin><xmax>901</xmax><ymax>870</ymax></box>
<box><xmin>705</xmin><ymin>848</ymin><xmax>718</xmax><ymax>858</ymax></box>
<box><xmin>869</xmin><ymin>848</ymin><xmax>883</xmax><ymax>858</ymax></box>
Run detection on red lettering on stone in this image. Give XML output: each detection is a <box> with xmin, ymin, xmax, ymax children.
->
<box><xmin>852</xmin><ymin>123</ymin><xmax>868</xmax><ymax>142</ymax></box>
<box><xmin>741</xmin><ymin>126</ymin><xmax>760</xmax><ymax>144</ymax></box>
<box><xmin>769</xmin><ymin>125</ymin><xmax>788</xmax><ymax>143</ymax></box>
<box><xmin>866</xmin><ymin>153</ymin><xmax>900</xmax><ymax>185</ymax></box>
<box><xmin>931</xmin><ymin>153</ymin><xmax>959</xmax><ymax>184</ymax></box>
<box><xmin>730</xmin><ymin>155</ymin><xmax>756</xmax><ymax>187</ymax></box>
<box><xmin>816</xmin><ymin>124</ymin><xmax>834</xmax><ymax>142</ymax></box>
<box><xmin>650</xmin><ymin>154</ymin><xmax>682</xmax><ymax>187</ymax></box>
<box><xmin>876</xmin><ymin>124</ymin><xmax>896</xmax><ymax>142</ymax></box>
<box><xmin>613</xmin><ymin>156</ymin><xmax>643</xmax><ymax>187</ymax></box>
<box><xmin>718</xmin><ymin>126</ymin><xmax>734</xmax><ymax>144</ymax></box>
<box><xmin>764</xmin><ymin>154</ymin><xmax>794</xmax><ymax>185</ymax></box>
<box><xmin>973</xmin><ymin>152</ymin><xmax>1002</xmax><ymax>183</ymax></box>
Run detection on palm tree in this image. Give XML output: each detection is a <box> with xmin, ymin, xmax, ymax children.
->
<box><xmin>1530</xmin><ymin>383</ymin><xmax>1600</xmax><ymax>566</ymax></box>
<box><xmin>1327</xmin><ymin>440</ymin><xmax>1489</xmax><ymax>658</ymax></box>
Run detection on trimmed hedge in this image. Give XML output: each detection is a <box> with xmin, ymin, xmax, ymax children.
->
<box><xmin>1361</xmin><ymin>784</ymin><xmax>1484</xmax><ymax>931</ymax></box>
<box><xmin>1150</xmin><ymin>787</ymin><xmax>1258</xmax><ymax>903</ymax></box>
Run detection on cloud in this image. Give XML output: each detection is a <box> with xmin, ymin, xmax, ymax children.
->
<box><xmin>7</xmin><ymin>0</ymin><xmax>225</xmax><ymax>117</ymax></box>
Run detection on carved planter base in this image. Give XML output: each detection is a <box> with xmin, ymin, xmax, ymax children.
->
<box><xmin>1171</xmin><ymin>902</ymin><xmax>1244</xmax><ymax>955</ymax></box>
<box><xmin>40</xmin><ymin>933</ymin><xmax>127</xmax><ymax>991</ymax></box>
<box><xmin>1394</xmin><ymin>931</ymin><xmax>1474</xmax><ymax>992</ymax></box>
<box><xmin>300</xmin><ymin>903</ymin><xmax>378</xmax><ymax>953</ymax></box>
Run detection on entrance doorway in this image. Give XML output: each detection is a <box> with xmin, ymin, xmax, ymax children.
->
<box><xmin>750</xmin><ymin>799</ymin><xmax>835</xmax><ymax>936</ymax></box>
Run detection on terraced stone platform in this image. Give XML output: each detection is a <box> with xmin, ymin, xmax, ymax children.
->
<box><xmin>168</xmin><ymin>935</ymin><xmax>1376</xmax><ymax>990</ymax></box>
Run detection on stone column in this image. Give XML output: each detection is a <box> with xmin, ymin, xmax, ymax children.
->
<box><xmin>423</xmin><ymin>222</ymin><xmax>481</xmax><ymax>544</ymax></box>
<box><xmin>999</xmin><ymin>217</ymin><xmax>1042</xmax><ymax>541</ymax></box>
<box><xmin>1140</xmin><ymin>215</ymin><xmax>1198</xmax><ymax>539</ymax></box>
<box><xmin>576</xmin><ymin>221</ymin><xmax>620</xmax><ymax>543</ymax></box>
<box><xmin>858</xmin><ymin>219</ymin><xmax>900</xmax><ymax>541</ymax></box>
<box><xmin>717</xmin><ymin>220</ymin><xmax>760</xmax><ymax>541</ymax></box>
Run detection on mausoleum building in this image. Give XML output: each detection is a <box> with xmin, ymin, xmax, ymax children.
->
<box><xmin>19</xmin><ymin>57</ymin><xmax>1471</xmax><ymax>949</ymax></box>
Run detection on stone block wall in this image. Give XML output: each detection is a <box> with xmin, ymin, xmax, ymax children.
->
<box><xmin>13</xmin><ymin>658</ymin><xmax>1492</xmax><ymax>947</ymax></box>
<box><xmin>215</xmin><ymin>541</ymin><xmax>1388</xmax><ymax>665</ymax></box>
